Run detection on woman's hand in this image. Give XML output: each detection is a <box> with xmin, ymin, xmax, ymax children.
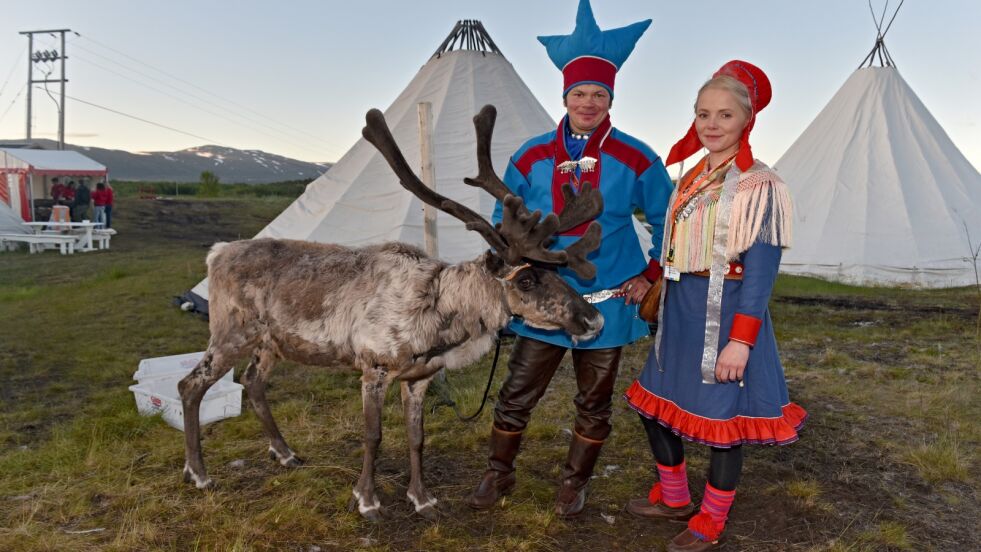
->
<box><xmin>622</xmin><ymin>275</ymin><xmax>653</xmax><ymax>306</ymax></box>
<box><xmin>715</xmin><ymin>341</ymin><xmax>750</xmax><ymax>383</ymax></box>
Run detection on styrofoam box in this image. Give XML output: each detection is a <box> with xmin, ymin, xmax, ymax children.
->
<box><xmin>130</xmin><ymin>352</ymin><xmax>241</xmax><ymax>431</ymax></box>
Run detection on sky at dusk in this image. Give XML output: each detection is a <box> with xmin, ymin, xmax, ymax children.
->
<box><xmin>0</xmin><ymin>0</ymin><xmax>978</xmax><ymax>171</ymax></box>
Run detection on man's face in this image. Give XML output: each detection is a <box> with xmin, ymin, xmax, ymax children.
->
<box><xmin>565</xmin><ymin>84</ymin><xmax>611</xmax><ymax>134</ymax></box>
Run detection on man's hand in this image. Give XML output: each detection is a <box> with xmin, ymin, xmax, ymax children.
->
<box><xmin>622</xmin><ymin>274</ymin><xmax>652</xmax><ymax>306</ymax></box>
<box><xmin>715</xmin><ymin>341</ymin><xmax>750</xmax><ymax>383</ymax></box>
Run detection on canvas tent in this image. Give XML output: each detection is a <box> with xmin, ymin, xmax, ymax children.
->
<box><xmin>183</xmin><ymin>20</ymin><xmax>653</xmax><ymax>312</ymax></box>
<box><xmin>0</xmin><ymin>148</ymin><xmax>109</xmax><ymax>222</ymax></box>
<box><xmin>0</xmin><ymin>200</ymin><xmax>29</xmax><ymax>250</ymax></box>
<box><xmin>776</xmin><ymin>11</ymin><xmax>981</xmax><ymax>288</ymax></box>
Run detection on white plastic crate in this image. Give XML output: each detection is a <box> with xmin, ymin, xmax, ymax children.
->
<box><xmin>134</xmin><ymin>351</ymin><xmax>233</xmax><ymax>384</ymax></box>
<box><xmin>131</xmin><ymin>352</ymin><xmax>241</xmax><ymax>431</ymax></box>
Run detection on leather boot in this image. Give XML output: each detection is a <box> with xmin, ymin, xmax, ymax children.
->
<box><xmin>467</xmin><ymin>426</ymin><xmax>522</xmax><ymax>509</ymax></box>
<box><xmin>554</xmin><ymin>432</ymin><xmax>604</xmax><ymax>518</ymax></box>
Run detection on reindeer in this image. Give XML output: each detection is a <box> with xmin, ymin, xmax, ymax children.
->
<box><xmin>178</xmin><ymin>105</ymin><xmax>605</xmax><ymax>521</ymax></box>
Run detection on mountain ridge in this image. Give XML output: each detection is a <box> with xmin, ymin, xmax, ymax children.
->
<box><xmin>0</xmin><ymin>139</ymin><xmax>331</xmax><ymax>184</ymax></box>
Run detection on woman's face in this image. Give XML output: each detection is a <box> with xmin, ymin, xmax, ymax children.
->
<box><xmin>565</xmin><ymin>84</ymin><xmax>611</xmax><ymax>134</ymax></box>
<box><xmin>694</xmin><ymin>87</ymin><xmax>750</xmax><ymax>156</ymax></box>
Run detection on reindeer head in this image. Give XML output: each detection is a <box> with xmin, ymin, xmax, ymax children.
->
<box><xmin>363</xmin><ymin>105</ymin><xmax>605</xmax><ymax>343</ymax></box>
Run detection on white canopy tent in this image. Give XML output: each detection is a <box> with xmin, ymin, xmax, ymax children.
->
<box><xmin>776</xmin><ymin>9</ymin><xmax>981</xmax><ymax>288</ymax></box>
<box><xmin>185</xmin><ymin>20</ymin><xmax>652</xmax><ymax>311</ymax></box>
<box><xmin>0</xmin><ymin>148</ymin><xmax>108</xmax><ymax>222</ymax></box>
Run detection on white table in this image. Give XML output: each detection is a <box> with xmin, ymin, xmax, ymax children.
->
<box><xmin>23</xmin><ymin>221</ymin><xmax>103</xmax><ymax>252</ymax></box>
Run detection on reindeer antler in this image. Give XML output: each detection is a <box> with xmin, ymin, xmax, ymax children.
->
<box><xmin>362</xmin><ymin>105</ymin><xmax>603</xmax><ymax>279</ymax></box>
<box><xmin>362</xmin><ymin>109</ymin><xmax>508</xmax><ymax>254</ymax></box>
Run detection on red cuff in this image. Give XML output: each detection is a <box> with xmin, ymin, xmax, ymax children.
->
<box><xmin>729</xmin><ymin>313</ymin><xmax>762</xmax><ymax>347</ymax></box>
<box><xmin>642</xmin><ymin>260</ymin><xmax>663</xmax><ymax>282</ymax></box>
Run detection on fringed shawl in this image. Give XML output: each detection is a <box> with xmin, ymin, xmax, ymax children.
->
<box><xmin>667</xmin><ymin>160</ymin><xmax>793</xmax><ymax>273</ymax></box>
<box><xmin>656</xmin><ymin>158</ymin><xmax>794</xmax><ymax>384</ymax></box>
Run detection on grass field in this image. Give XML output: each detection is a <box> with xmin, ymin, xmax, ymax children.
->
<box><xmin>1</xmin><ymin>197</ymin><xmax>977</xmax><ymax>551</ymax></box>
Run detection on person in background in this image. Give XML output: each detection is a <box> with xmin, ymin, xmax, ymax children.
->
<box><xmin>73</xmin><ymin>180</ymin><xmax>92</xmax><ymax>222</ymax></box>
<box><xmin>624</xmin><ymin>61</ymin><xmax>805</xmax><ymax>552</ymax></box>
<box><xmin>50</xmin><ymin>177</ymin><xmax>66</xmax><ymax>203</ymax></box>
<box><xmin>92</xmin><ymin>182</ymin><xmax>110</xmax><ymax>228</ymax></box>
<box><xmin>104</xmin><ymin>183</ymin><xmax>114</xmax><ymax>229</ymax></box>
<box><xmin>64</xmin><ymin>182</ymin><xmax>77</xmax><ymax>215</ymax></box>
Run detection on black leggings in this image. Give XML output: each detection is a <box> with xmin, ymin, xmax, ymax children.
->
<box><xmin>640</xmin><ymin>414</ymin><xmax>743</xmax><ymax>491</ymax></box>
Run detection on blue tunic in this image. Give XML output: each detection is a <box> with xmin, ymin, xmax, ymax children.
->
<box><xmin>493</xmin><ymin>115</ymin><xmax>673</xmax><ymax>349</ymax></box>
<box><xmin>626</xmin><ymin>242</ymin><xmax>807</xmax><ymax>447</ymax></box>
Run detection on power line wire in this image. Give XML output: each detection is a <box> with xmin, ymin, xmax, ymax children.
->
<box><xmin>69</xmin><ymin>51</ymin><xmax>328</xmax><ymax>157</ymax></box>
<box><xmin>0</xmin><ymin>83</ymin><xmax>26</xmax><ymax>125</ymax></box>
<box><xmin>0</xmin><ymin>44</ymin><xmax>27</xmax><ymax>100</ymax></box>
<box><xmin>75</xmin><ymin>34</ymin><xmax>342</xmax><ymax>150</ymax></box>
<box><xmin>43</xmin><ymin>88</ymin><xmax>228</xmax><ymax>146</ymax></box>
<box><xmin>69</xmin><ymin>40</ymin><xmax>332</xmax><ymax>154</ymax></box>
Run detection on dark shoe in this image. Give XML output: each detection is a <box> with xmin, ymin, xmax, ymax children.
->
<box><xmin>467</xmin><ymin>469</ymin><xmax>516</xmax><ymax>509</ymax></box>
<box><xmin>554</xmin><ymin>432</ymin><xmax>604</xmax><ymax>518</ymax></box>
<box><xmin>466</xmin><ymin>426</ymin><xmax>522</xmax><ymax>510</ymax></box>
<box><xmin>625</xmin><ymin>497</ymin><xmax>695</xmax><ymax>520</ymax></box>
<box><xmin>555</xmin><ymin>482</ymin><xmax>586</xmax><ymax>518</ymax></box>
<box><xmin>667</xmin><ymin>528</ymin><xmax>722</xmax><ymax>551</ymax></box>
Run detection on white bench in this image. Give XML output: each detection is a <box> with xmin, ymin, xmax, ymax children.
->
<box><xmin>0</xmin><ymin>233</ymin><xmax>77</xmax><ymax>254</ymax></box>
<box><xmin>92</xmin><ymin>228</ymin><xmax>114</xmax><ymax>250</ymax></box>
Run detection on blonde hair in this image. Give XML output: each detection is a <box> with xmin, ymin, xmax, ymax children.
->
<box><xmin>695</xmin><ymin>75</ymin><xmax>752</xmax><ymax>117</ymax></box>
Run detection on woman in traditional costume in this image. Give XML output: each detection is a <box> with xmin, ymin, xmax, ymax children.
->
<box><xmin>623</xmin><ymin>60</ymin><xmax>807</xmax><ymax>552</ymax></box>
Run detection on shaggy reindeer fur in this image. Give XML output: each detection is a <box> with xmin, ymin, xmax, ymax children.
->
<box><xmin>178</xmin><ymin>237</ymin><xmax>602</xmax><ymax>521</ymax></box>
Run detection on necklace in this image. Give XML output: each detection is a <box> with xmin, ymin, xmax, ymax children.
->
<box><xmin>570</xmin><ymin>131</ymin><xmax>591</xmax><ymax>140</ymax></box>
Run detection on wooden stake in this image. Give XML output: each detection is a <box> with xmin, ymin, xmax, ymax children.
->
<box><xmin>418</xmin><ymin>102</ymin><xmax>438</xmax><ymax>258</ymax></box>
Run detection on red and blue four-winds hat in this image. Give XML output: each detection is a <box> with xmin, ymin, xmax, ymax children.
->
<box><xmin>537</xmin><ymin>0</ymin><xmax>651</xmax><ymax>99</ymax></box>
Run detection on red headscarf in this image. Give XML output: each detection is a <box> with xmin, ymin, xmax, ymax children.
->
<box><xmin>665</xmin><ymin>60</ymin><xmax>771</xmax><ymax>171</ymax></box>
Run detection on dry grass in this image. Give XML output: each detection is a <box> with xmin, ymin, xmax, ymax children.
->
<box><xmin>1</xmin><ymin>197</ymin><xmax>978</xmax><ymax>551</ymax></box>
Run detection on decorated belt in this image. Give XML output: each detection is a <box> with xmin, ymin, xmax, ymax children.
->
<box><xmin>689</xmin><ymin>262</ymin><xmax>745</xmax><ymax>280</ymax></box>
<box><xmin>581</xmin><ymin>287</ymin><xmax>627</xmax><ymax>304</ymax></box>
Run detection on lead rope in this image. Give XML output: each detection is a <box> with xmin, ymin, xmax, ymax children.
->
<box><xmin>431</xmin><ymin>335</ymin><xmax>504</xmax><ymax>422</ymax></box>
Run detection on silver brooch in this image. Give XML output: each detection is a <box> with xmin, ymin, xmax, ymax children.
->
<box><xmin>558</xmin><ymin>161</ymin><xmax>579</xmax><ymax>174</ymax></box>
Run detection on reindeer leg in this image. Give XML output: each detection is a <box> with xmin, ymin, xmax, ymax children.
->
<box><xmin>349</xmin><ymin>363</ymin><xmax>390</xmax><ymax>522</ymax></box>
<box><xmin>178</xmin><ymin>347</ymin><xmax>237</xmax><ymax>489</ymax></box>
<box><xmin>240</xmin><ymin>347</ymin><xmax>303</xmax><ymax>468</ymax></box>
<box><xmin>401</xmin><ymin>376</ymin><xmax>438</xmax><ymax>520</ymax></box>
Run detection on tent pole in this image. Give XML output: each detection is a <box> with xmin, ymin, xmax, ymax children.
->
<box><xmin>418</xmin><ymin>102</ymin><xmax>438</xmax><ymax>259</ymax></box>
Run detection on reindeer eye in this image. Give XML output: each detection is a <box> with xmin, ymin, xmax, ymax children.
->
<box><xmin>517</xmin><ymin>274</ymin><xmax>536</xmax><ymax>291</ymax></box>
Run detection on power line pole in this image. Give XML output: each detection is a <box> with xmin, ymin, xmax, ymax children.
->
<box><xmin>20</xmin><ymin>28</ymin><xmax>71</xmax><ymax>149</ymax></box>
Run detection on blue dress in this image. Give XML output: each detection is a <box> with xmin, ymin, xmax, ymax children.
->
<box><xmin>626</xmin><ymin>221</ymin><xmax>806</xmax><ymax>447</ymax></box>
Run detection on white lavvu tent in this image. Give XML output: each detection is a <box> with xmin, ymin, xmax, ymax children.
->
<box><xmin>776</xmin><ymin>10</ymin><xmax>981</xmax><ymax>288</ymax></box>
<box><xmin>185</xmin><ymin>20</ymin><xmax>652</xmax><ymax>310</ymax></box>
<box><xmin>1</xmin><ymin>200</ymin><xmax>29</xmax><ymax>250</ymax></box>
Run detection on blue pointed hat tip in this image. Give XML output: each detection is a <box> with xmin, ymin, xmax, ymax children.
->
<box><xmin>539</xmin><ymin>0</ymin><xmax>652</xmax><ymax>70</ymax></box>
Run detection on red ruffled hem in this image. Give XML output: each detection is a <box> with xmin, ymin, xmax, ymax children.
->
<box><xmin>624</xmin><ymin>380</ymin><xmax>807</xmax><ymax>448</ymax></box>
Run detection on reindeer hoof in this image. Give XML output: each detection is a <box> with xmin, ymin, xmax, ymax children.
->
<box><xmin>269</xmin><ymin>448</ymin><xmax>304</xmax><ymax>468</ymax></box>
<box><xmin>282</xmin><ymin>455</ymin><xmax>305</xmax><ymax>468</ymax></box>
<box><xmin>182</xmin><ymin>465</ymin><xmax>214</xmax><ymax>490</ymax></box>
<box><xmin>408</xmin><ymin>493</ymin><xmax>439</xmax><ymax>520</ymax></box>
<box><xmin>416</xmin><ymin>504</ymin><xmax>439</xmax><ymax>521</ymax></box>
<box><xmin>361</xmin><ymin>506</ymin><xmax>387</xmax><ymax>523</ymax></box>
<box><xmin>349</xmin><ymin>490</ymin><xmax>386</xmax><ymax>522</ymax></box>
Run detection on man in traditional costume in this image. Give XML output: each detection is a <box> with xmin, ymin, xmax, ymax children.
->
<box><xmin>467</xmin><ymin>0</ymin><xmax>673</xmax><ymax>518</ymax></box>
<box><xmin>624</xmin><ymin>61</ymin><xmax>806</xmax><ymax>551</ymax></box>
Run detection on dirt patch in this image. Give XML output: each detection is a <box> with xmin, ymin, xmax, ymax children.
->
<box><xmin>775</xmin><ymin>295</ymin><xmax>977</xmax><ymax>319</ymax></box>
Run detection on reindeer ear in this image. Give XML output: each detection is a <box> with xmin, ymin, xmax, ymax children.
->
<box><xmin>483</xmin><ymin>251</ymin><xmax>510</xmax><ymax>277</ymax></box>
